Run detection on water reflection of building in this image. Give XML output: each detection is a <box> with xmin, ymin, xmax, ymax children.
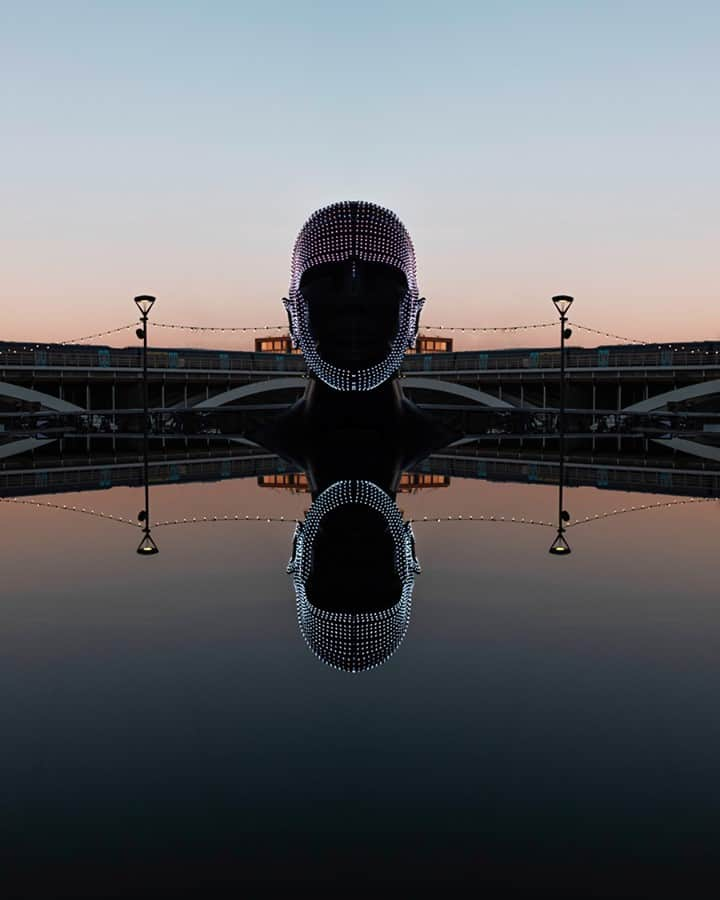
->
<box><xmin>399</xmin><ymin>473</ymin><xmax>450</xmax><ymax>492</ymax></box>
<box><xmin>258</xmin><ymin>472</ymin><xmax>309</xmax><ymax>492</ymax></box>
<box><xmin>2</xmin><ymin>451</ymin><xmax>713</xmax><ymax>500</ymax></box>
<box><xmin>254</xmin><ymin>334</ymin><xmax>453</xmax><ymax>354</ymax></box>
<box><xmin>258</xmin><ymin>472</ymin><xmax>450</xmax><ymax>493</ymax></box>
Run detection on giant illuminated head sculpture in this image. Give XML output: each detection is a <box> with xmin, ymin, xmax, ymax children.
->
<box><xmin>283</xmin><ymin>201</ymin><xmax>424</xmax><ymax>391</ymax></box>
<box><xmin>286</xmin><ymin>480</ymin><xmax>420</xmax><ymax>672</ymax></box>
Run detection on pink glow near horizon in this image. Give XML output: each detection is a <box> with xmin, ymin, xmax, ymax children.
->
<box><xmin>2</xmin><ymin>250</ymin><xmax>717</xmax><ymax>352</ymax></box>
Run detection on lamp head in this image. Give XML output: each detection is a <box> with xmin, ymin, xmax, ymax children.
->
<box><xmin>134</xmin><ymin>295</ymin><xmax>156</xmax><ymax>316</ymax></box>
<box><xmin>548</xmin><ymin>530</ymin><xmax>572</xmax><ymax>555</ymax></box>
<box><xmin>552</xmin><ymin>295</ymin><xmax>574</xmax><ymax>316</ymax></box>
<box><xmin>137</xmin><ymin>532</ymin><xmax>159</xmax><ymax>555</ymax></box>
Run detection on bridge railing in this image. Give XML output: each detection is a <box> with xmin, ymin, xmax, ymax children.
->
<box><xmin>419</xmin><ymin>454</ymin><xmax>720</xmax><ymax>497</ymax></box>
<box><xmin>0</xmin><ymin>346</ymin><xmax>308</xmax><ymax>373</ymax></box>
<box><xmin>401</xmin><ymin>346</ymin><xmax>719</xmax><ymax>372</ymax></box>
<box><xmin>1</xmin><ymin>343</ymin><xmax>717</xmax><ymax>373</ymax></box>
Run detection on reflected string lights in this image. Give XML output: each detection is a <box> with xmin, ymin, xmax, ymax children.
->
<box><xmin>153</xmin><ymin>514</ymin><xmax>294</xmax><ymax>526</ymax></box>
<box><xmin>0</xmin><ymin>497</ymin><xmax>139</xmax><ymax>527</ymax></box>
<box><xmin>3</xmin><ymin>495</ymin><xmax>714</xmax><ymax>535</ymax></box>
<box><xmin>2</xmin><ymin>488</ymin><xmax>716</xmax><ymax>670</ymax></box>
<box><xmin>566</xmin><ymin>497</ymin><xmax>717</xmax><ymax>527</ymax></box>
<box><xmin>407</xmin><ymin>498</ymin><xmax>717</xmax><ymax>529</ymax></box>
<box><xmin>411</xmin><ymin>514</ymin><xmax>554</xmax><ymax>527</ymax></box>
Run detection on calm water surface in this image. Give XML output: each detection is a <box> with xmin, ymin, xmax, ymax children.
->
<box><xmin>2</xmin><ymin>477</ymin><xmax>718</xmax><ymax>891</ymax></box>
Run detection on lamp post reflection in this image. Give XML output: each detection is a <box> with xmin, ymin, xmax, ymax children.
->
<box><xmin>550</xmin><ymin>295</ymin><xmax>573</xmax><ymax>555</ymax></box>
<box><xmin>134</xmin><ymin>294</ymin><xmax>159</xmax><ymax>556</ymax></box>
<box><xmin>137</xmin><ymin>515</ymin><xmax>159</xmax><ymax>555</ymax></box>
<box><xmin>549</xmin><ymin>511</ymin><xmax>572</xmax><ymax>555</ymax></box>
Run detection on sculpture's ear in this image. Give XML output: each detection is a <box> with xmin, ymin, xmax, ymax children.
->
<box><xmin>282</xmin><ymin>296</ymin><xmax>300</xmax><ymax>349</ymax></box>
<box><xmin>287</xmin><ymin>520</ymin><xmax>304</xmax><ymax>574</ymax></box>
<box><xmin>404</xmin><ymin>521</ymin><xmax>421</xmax><ymax>575</ymax></box>
<box><xmin>408</xmin><ymin>296</ymin><xmax>426</xmax><ymax>348</ymax></box>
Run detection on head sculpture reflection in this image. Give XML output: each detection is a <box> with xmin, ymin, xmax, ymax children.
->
<box><xmin>287</xmin><ymin>480</ymin><xmax>420</xmax><ymax>672</ymax></box>
<box><xmin>284</xmin><ymin>201</ymin><xmax>424</xmax><ymax>391</ymax></box>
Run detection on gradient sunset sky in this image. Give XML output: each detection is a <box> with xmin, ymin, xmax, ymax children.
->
<box><xmin>3</xmin><ymin>1</ymin><xmax>718</xmax><ymax>350</ymax></box>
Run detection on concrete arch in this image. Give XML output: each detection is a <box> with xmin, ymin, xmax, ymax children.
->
<box><xmin>653</xmin><ymin>438</ymin><xmax>720</xmax><ymax>463</ymax></box>
<box><xmin>0</xmin><ymin>437</ymin><xmax>56</xmax><ymax>460</ymax></box>
<box><xmin>447</xmin><ymin>436</ymin><xmax>485</xmax><ymax>448</ymax></box>
<box><xmin>0</xmin><ymin>382</ymin><xmax>84</xmax><ymax>413</ymax></box>
<box><xmin>624</xmin><ymin>379</ymin><xmax>720</xmax><ymax>413</ymax></box>
<box><xmin>402</xmin><ymin>377</ymin><xmax>514</xmax><ymax>409</ymax></box>
<box><xmin>193</xmin><ymin>376</ymin><xmax>517</xmax><ymax>410</ymax></box>
<box><xmin>193</xmin><ymin>377</ymin><xmax>307</xmax><ymax>409</ymax></box>
<box><xmin>229</xmin><ymin>437</ymin><xmax>263</xmax><ymax>447</ymax></box>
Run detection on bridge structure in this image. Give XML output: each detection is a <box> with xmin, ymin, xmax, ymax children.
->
<box><xmin>1</xmin><ymin>338</ymin><xmax>719</xmax><ymax>465</ymax></box>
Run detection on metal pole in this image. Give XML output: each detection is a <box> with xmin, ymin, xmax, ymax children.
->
<box><xmin>142</xmin><ymin>311</ymin><xmax>150</xmax><ymax>532</ymax></box>
<box><xmin>161</xmin><ymin>382</ymin><xmax>166</xmax><ymax>450</ymax></box>
<box><xmin>134</xmin><ymin>295</ymin><xmax>158</xmax><ymax>555</ymax></box>
<box><xmin>86</xmin><ymin>383</ymin><xmax>91</xmax><ymax>452</ymax></box>
<box><xmin>559</xmin><ymin>312</ymin><xmax>566</xmax><ymax>532</ymax></box>
<box><xmin>550</xmin><ymin>294</ymin><xmax>573</xmax><ymax>555</ymax></box>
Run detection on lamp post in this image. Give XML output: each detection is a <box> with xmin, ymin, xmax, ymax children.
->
<box><xmin>549</xmin><ymin>295</ymin><xmax>573</xmax><ymax>555</ymax></box>
<box><xmin>552</xmin><ymin>294</ymin><xmax>573</xmax><ymax>443</ymax></box>
<box><xmin>134</xmin><ymin>295</ymin><xmax>158</xmax><ymax>555</ymax></box>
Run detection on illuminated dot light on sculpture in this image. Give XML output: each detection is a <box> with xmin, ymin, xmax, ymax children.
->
<box><xmin>284</xmin><ymin>201</ymin><xmax>425</xmax><ymax>391</ymax></box>
<box><xmin>287</xmin><ymin>480</ymin><xmax>421</xmax><ymax>672</ymax></box>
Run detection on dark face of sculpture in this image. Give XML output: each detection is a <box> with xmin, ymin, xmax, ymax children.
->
<box><xmin>287</xmin><ymin>480</ymin><xmax>420</xmax><ymax>672</ymax></box>
<box><xmin>305</xmin><ymin>503</ymin><xmax>402</xmax><ymax>611</ymax></box>
<box><xmin>299</xmin><ymin>258</ymin><xmax>408</xmax><ymax>371</ymax></box>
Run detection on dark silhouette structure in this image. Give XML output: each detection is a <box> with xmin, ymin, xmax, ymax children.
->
<box><xmin>258</xmin><ymin>199</ymin><xmax>457</xmax><ymax>480</ymax></box>
<box><xmin>266</xmin><ymin>378</ymin><xmax>453</xmax><ymax>672</ymax></box>
<box><xmin>249</xmin><ymin>201</ymin><xmax>454</xmax><ymax>669</ymax></box>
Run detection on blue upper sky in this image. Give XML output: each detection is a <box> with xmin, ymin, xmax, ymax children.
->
<box><xmin>2</xmin><ymin>1</ymin><xmax>718</xmax><ymax>345</ymax></box>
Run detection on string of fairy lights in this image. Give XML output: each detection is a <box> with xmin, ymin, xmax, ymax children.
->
<box><xmin>1</xmin><ymin>318</ymin><xmax>717</xmax><ymax>353</ymax></box>
<box><xmin>58</xmin><ymin>323</ymin><xmax>139</xmax><ymax>345</ymax></box>
<box><xmin>409</xmin><ymin>497</ymin><xmax>716</xmax><ymax>529</ymax></box>
<box><xmin>564</xmin><ymin>496</ymin><xmax>716</xmax><ymax>527</ymax></box>
<box><xmin>153</xmin><ymin>514</ymin><xmax>294</xmax><ymax>527</ymax></box>
<box><xmin>0</xmin><ymin>497</ymin><xmax>297</xmax><ymax>528</ymax></box>
<box><xmin>570</xmin><ymin>323</ymin><xmax>650</xmax><ymax>344</ymax></box>
<box><xmin>410</xmin><ymin>514</ymin><xmax>554</xmax><ymax>527</ymax></box>
<box><xmin>1</xmin><ymin>495</ymin><xmax>714</xmax><ymax>534</ymax></box>
<box><xmin>0</xmin><ymin>497</ymin><xmax>140</xmax><ymax>526</ymax></box>
<box><xmin>153</xmin><ymin>322</ymin><xmax>287</xmax><ymax>333</ymax></box>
